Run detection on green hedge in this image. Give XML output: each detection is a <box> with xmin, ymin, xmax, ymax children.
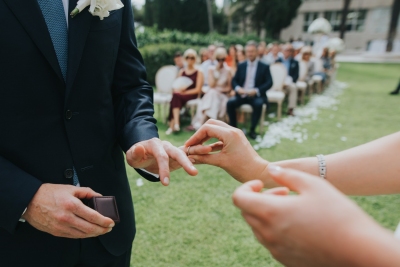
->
<box><xmin>139</xmin><ymin>43</ymin><xmax>202</xmax><ymax>86</ymax></box>
<box><xmin>136</xmin><ymin>27</ymin><xmax>271</xmax><ymax>48</ymax></box>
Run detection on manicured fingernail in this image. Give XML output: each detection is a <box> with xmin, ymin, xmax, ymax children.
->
<box><xmin>109</xmin><ymin>223</ymin><xmax>115</xmax><ymax>228</ymax></box>
<box><xmin>190</xmin><ymin>166</ymin><xmax>197</xmax><ymax>171</ymax></box>
<box><xmin>189</xmin><ymin>158</ymin><xmax>196</xmax><ymax>163</ymax></box>
<box><xmin>163</xmin><ymin>177</ymin><xmax>169</xmax><ymax>185</ymax></box>
<box><xmin>268</xmin><ymin>164</ymin><xmax>282</xmax><ymax>175</ymax></box>
<box><xmin>107</xmin><ymin>228</ymin><xmax>112</xmax><ymax>233</ymax></box>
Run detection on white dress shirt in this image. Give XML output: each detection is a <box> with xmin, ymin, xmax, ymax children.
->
<box><xmin>235</xmin><ymin>59</ymin><xmax>260</xmax><ymax>97</ymax></box>
<box><xmin>62</xmin><ymin>0</ymin><xmax>69</xmax><ymax>26</ymax></box>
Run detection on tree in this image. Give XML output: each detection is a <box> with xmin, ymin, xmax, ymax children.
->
<box><xmin>206</xmin><ymin>0</ymin><xmax>215</xmax><ymax>32</ymax></box>
<box><xmin>339</xmin><ymin>0</ymin><xmax>351</xmax><ymax>40</ymax></box>
<box><xmin>387</xmin><ymin>0</ymin><xmax>400</xmax><ymax>52</ymax></box>
<box><xmin>231</xmin><ymin>0</ymin><xmax>301</xmax><ymax>39</ymax></box>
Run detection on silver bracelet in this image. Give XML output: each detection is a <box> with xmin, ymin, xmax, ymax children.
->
<box><xmin>316</xmin><ymin>154</ymin><xmax>327</xmax><ymax>179</ymax></box>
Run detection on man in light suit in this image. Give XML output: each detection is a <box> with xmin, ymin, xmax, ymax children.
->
<box><xmin>276</xmin><ymin>43</ymin><xmax>300</xmax><ymax>116</ymax></box>
<box><xmin>227</xmin><ymin>41</ymin><xmax>273</xmax><ymax>140</ymax></box>
<box><xmin>0</xmin><ymin>0</ymin><xmax>198</xmax><ymax>266</ymax></box>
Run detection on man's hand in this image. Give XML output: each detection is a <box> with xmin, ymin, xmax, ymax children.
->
<box><xmin>237</xmin><ymin>88</ymin><xmax>246</xmax><ymax>95</ymax></box>
<box><xmin>126</xmin><ymin>138</ymin><xmax>212</xmax><ymax>186</ymax></box>
<box><xmin>247</xmin><ymin>89</ymin><xmax>258</xmax><ymax>97</ymax></box>
<box><xmin>184</xmin><ymin>120</ymin><xmax>268</xmax><ymax>184</ymax></box>
<box><xmin>232</xmin><ymin>166</ymin><xmax>399</xmax><ymax>267</ymax></box>
<box><xmin>23</xmin><ymin>184</ymin><xmax>115</xmax><ymax>239</ymax></box>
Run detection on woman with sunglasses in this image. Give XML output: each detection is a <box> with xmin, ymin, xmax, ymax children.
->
<box><xmin>166</xmin><ymin>49</ymin><xmax>204</xmax><ymax>135</ymax></box>
<box><xmin>189</xmin><ymin>47</ymin><xmax>232</xmax><ymax>130</ymax></box>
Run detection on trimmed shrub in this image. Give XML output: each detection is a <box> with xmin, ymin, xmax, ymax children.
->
<box><xmin>139</xmin><ymin>43</ymin><xmax>202</xmax><ymax>86</ymax></box>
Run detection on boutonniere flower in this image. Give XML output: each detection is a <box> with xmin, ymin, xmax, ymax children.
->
<box><xmin>70</xmin><ymin>0</ymin><xmax>124</xmax><ymax>20</ymax></box>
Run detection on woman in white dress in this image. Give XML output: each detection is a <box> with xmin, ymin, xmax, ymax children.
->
<box><xmin>189</xmin><ymin>48</ymin><xmax>232</xmax><ymax>130</ymax></box>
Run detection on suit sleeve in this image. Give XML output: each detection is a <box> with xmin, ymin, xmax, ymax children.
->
<box><xmin>231</xmin><ymin>65</ymin><xmax>241</xmax><ymax>91</ymax></box>
<box><xmin>112</xmin><ymin>0</ymin><xmax>159</xmax><ymax>182</ymax></box>
<box><xmin>258</xmin><ymin>65</ymin><xmax>273</xmax><ymax>96</ymax></box>
<box><xmin>0</xmin><ymin>155</ymin><xmax>42</xmax><ymax>233</ymax></box>
<box><xmin>292</xmin><ymin>61</ymin><xmax>299</xmax><ymax>83</ymax></box>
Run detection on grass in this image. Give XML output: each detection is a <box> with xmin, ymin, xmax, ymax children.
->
<box><xmin>127</xmin><ymin>63</ymin><xmax>400</xmax><ymax>267</ymax></box>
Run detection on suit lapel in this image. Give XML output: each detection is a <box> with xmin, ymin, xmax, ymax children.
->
<box><xmin>66</xmin><ymin>0</ymin><xmax>92</xmax><ymax>98</ymax></box>
<box><xmin>3</xmin><ymin>0</ymin><xmax>65</xmax><ymax>84</ymax></box>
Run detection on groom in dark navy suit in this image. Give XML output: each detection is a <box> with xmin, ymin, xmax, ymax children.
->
<box><xmin>227</xmin><ymin>41</ymin><xmax>273</xmax><ymax>140</ymax></box>
<box><xmin>0</xmin><ymin>0</ymin><xmax>199</xmax><ymax>266</ymax></box>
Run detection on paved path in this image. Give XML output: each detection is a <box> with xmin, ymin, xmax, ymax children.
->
<box><xmin>336</xmin><ymin>52</ymin><xmax>400</xmax><ymax>64</ymax></box>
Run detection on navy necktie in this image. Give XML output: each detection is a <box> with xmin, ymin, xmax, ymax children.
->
<box><xmin>38</xmin><ymin>1</ymin><xmax>79</xmax><ymax>186</ymax></box>
<box><xmin>37</xmin><ymin>0</ymin><xmax>68</xmax><ymax>81</ymax></box>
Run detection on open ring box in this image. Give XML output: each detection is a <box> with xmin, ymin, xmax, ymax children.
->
<box><xmin>84</xmin><ymin>196</ymin><xmax>120</xmax><ymax>223</ymax></box>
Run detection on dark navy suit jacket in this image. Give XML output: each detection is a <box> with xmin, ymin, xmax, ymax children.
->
<box><xmin>276</xmin><ymin>57</ymin><xmax>300</xmax><ymax>83</ymax></box>
<box><xmin>0</xmin><ymin>0</ymin><xmax>158</xmax><ymax>264</ymax></box>
<box><xmin>232</xmin><ymin>61</ymin><xmax>273</xmax><ymax>101</ymax></box>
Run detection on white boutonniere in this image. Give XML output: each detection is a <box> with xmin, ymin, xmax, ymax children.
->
<box><xmin>70</xmin><ymin>0</ymin><xmax>124</xmax><ymax>20</ymax></box>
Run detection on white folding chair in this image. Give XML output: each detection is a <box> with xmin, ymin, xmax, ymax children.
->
<box><xmin>267</xmin><ymin>63</ymin><xmax>287</xmax><ymax>121</ymax></box>
<box><xmin>154</xmin><ymin>66</ymin><xmax>178</xmax><ymax>123</ymax></box>
<box><xmin>296</xmin><ymin>60</ymin><xmax>308</xmax><ymax>105</ymax></box>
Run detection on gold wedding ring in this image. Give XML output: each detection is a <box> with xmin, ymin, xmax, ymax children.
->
<box><xmin>187</xmin><ymin>146</ymin><xmax>191</xmax><ymax>156</ymax></box>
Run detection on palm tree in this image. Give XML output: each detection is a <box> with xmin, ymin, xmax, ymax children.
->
<box><xmin>205</xmin><ymin>0</ymin><xmax>214</xmax><ymax>33</ymax></box>
<box><xmin>387</xmin><ymin>0</ymin><xmax>400</xmax><ymax>52</ymax></box>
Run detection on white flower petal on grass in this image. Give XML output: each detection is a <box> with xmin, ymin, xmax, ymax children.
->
<box><xmin>336</xmin><ymin>123</ymin><xmax>342</xmax><ymax>128</ymax></box>
<box><xmin>136</xmin><ymin>178</ymin><xmax>144</xmax><ymax>187</ymax></box>
<box><xmin>255</xmin><ymin>81</ymin><xmax>347</xmax><ymax>149</ymax></box>
<box><xmin>341</xmin><ymin>136</ymin><xmax>348</xmax><ymax>142</ymax></box>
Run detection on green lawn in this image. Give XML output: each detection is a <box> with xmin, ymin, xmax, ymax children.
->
<box><xmin>127</xmin><ymin>63</ymin><xmax>400</xmax><ymax>267</ymax></box>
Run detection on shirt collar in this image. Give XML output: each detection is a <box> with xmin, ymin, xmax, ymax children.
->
<box><xmin>247</xmin><ymin>59</ymin><xmax>259</xmax><ymax>66</ymax></box>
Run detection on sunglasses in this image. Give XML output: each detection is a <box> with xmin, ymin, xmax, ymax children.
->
<box><xmin>186</xmin><ymin>56</ymin><xmax>195</xmax><ymax>60</ymax></box>
<box><xmin>217</xmin><ymin>58</ymin><xmax>226</xmax><ymax>62</ymax></box>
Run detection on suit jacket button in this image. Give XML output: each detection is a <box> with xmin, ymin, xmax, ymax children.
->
<box><xmin>65</xmin><ymin>110</ymin><xmax>73</xmax><ymax>120</ymax></box>
<box><xmin>64</xmin><ymin>169</ymin><xmax>74</xmax><ymax>179</ymax></box>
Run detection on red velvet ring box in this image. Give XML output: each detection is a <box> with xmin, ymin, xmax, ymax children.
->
<box><xmin>84</xmin><ymin>196</ymin><xmax>120</xmax><ymax>223</ymax></box>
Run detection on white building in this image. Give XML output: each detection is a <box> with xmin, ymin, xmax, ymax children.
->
<box><xmin>281</xmin><ymin>0</ymin><xmax>400</xmax><ymax>52</ymax></box>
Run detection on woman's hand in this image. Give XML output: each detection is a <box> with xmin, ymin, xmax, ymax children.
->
<box><xmin>184</xmin><ymin>120</ymin><xmax>268</xmax><ymax>184</ymax></box>
<box><xmin>233</xmin><ymin>166</ymin><xmax>400</xmax><ymax>267</ymax></box>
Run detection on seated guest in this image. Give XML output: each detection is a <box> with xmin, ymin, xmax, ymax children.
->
<box><xmin>276</xmin><ymin>43</ymin><xmax>299</xmax><ymax>116</ymax></box>
<box><xmin>258</xmin><ymin>41</ymin><xmax>267</xmax><ymax>59</ymax></box>
<box><xmin>227</xmin><ymin>41</ymin><xmax>273</xmax><ymax>140</ymax></box>
<box><xmin>189</xmin><ymin>48</ymin><xmax>232</xmax><ymax>130</ymax></box>
<box><xmin>166</xmin><ymin>49</ymin><xmax>204</xmax><ymax>135</ymax></box>
<box><xmin>300</xmin><ymin>46</ymin><xmax>315</xmax><ymax>82</ymax></box>
<box><xmin>313</xmin><ymin>47</ymin><xmax>331</xmax><ymax>83</ymax></box>
<box><xmin>226</xmin><ymin>44</ymin><xmax>237</xmax><ymax>68</ymax></box>
<box><xmin>201</xmin><ymin>45</ymin><xmax>217</xmax><ymax>86</ymax></box>
<box><xmin>173</xmin><ymin>51</ymin><xmax>184</xmax><ymax>71</ymax></box>
<box><xmin>236</xmin><ymin>45</ymin><xmax>246</xmax><ymax>63</ymax></box>
<box><xmin>199</xmin><ymin>48</ymin><xmax>209</xmax><ymax>64</ymax></box>
<box><xmin>262</xmin><ymin>42</ymin><xmax>283</xmax><ymax>65</ymax></box>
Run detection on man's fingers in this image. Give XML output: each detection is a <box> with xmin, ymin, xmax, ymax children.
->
<box><xmin>180</xmin><ymin>144</ymin><xmax>213</xmax><ymax>156</ymax></box>
<box><xmin>73</xmin><ymin>200</ymin><xmax>115</xmax><ymax>228</ymax></box>
<box><xmin>69</xmin><ymin>215</ymin><xmax>112</xmax><ymax>236</ymax></box>
<box><xmin>188</xmin><ymin>154</ymin><xmax>221</xmax><ymax>166</ymax></box>
<box><xmin>232</xmin><ymin>180</ymin><xmax>280</xmax><ymax>217</ymax></box>
<box><xmin>262</xmin><ymin>187</ymin><xmax>290</xmax><ymax>196</ymax></box>
<box><xmin>126</xmin><ymin>145</ymin><xmax>146</xmax><ymax>167</ymax></box>
<box><xmin>165</xmin><ymin>142</ymin><xmax>198</xmax><ymax>176</ymax></box>
<box><xmin>268</xmin><ymin>165</ymin><xmax>319</xmax><ymax>193</ymax></box>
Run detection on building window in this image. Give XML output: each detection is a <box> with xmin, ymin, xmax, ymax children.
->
<box><xmin>303</xmin><ymin>12</ymin><xmax>319</xmax><ymax>32</ymax></box>
<box><xmin>324</xmin><ymin>10</ymin><xmax>367</xmax><ymax>32</ymax></box>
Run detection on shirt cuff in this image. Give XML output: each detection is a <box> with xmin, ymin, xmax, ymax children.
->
<box><xmin>140</xmin><ymin>168</ymin><xmax>159</xmax><ymax>178</ymax></box>
<box><xmin>19</xmin><ymin>207</ymin><xmax>27</xmax><ymax>223</ymax></box>
<box><xmin>255</xmin><ymin>88</ymin><xmax>260</xmax><ymax>97</ymax></box>
<box><xmin>235</xmin><ymin>86</ymin><xmax>241</xmax><ymax>92</ymax></box>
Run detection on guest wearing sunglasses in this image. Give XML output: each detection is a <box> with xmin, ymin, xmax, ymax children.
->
<box><xmin>189</xmin><ymin>48</ymin><xmax>232</xmax><ymax>130</ymax></box>
<box><xmin>166</xmin><ymin>49</ymin><xmax>204</xmax><ymax>135</ymax></box>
